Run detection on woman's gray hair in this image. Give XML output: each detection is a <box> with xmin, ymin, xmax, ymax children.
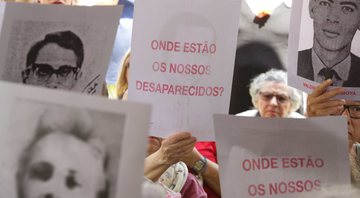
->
<box><xmin>249</xmin><ymin>69</ymin><xmax>302</xmax><ymax>112</ymax></box>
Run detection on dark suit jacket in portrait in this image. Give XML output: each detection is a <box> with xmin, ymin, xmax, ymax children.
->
<box><xmin>297</xmin><ymin>49</ymin><xmax>360</xmax><ymax>87</ymax></box>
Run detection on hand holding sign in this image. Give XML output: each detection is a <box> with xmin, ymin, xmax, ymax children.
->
<box><xmin>306</xmin><ymin>79</ymin><xmax>345</xmax><ymax>117</ymax></box>
<box><xmin>154</xmin><ymin>132</ymin><xmax>197</xmax><ymax>165</ymax></box>
<box><xmin>130</xmin><ymin>0</ymin><xmax>240</xmax><ymax>140</ymax></box>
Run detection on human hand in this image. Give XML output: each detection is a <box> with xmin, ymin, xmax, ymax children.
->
<box><xmin>154</xmin><ymin>132</ymin><xmax>196</xmax><ymax>165</ymax></box>
<box><xmin>306</xmin><ymin>79</ymin><xmax>345</xmax><ymax>117</ymax></box>
<box><xmin>147</xmin><ymin>136</ymin><xmax>162</xmax><ymax>156</ymax></box>
<box><xmin>181</xmin><ymin>147</ymin><xmax>202</xmax><ymax>168</ymax></box>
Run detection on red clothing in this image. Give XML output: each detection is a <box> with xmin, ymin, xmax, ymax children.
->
<box><xmin>195</xmin><ymin>141</ymin><xmax>220</xmax><ymax>198</ymax></box>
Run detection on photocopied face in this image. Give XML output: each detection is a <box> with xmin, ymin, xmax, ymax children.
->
<box><xmin>19</xmin><ymin>133</ymin><xmax>106</xmax><ymax>198</ymax></box>
<box><xmin>310</xmin><ymin>0</ymin><xmax>360</xmax><ymax>52</ymax></box>
<box><xmin>16</xmin><ymin>107</ymin><xmax>109</xmax><ymax>198</ymax></box>
<box><xmin>24</xmin><ymin>43</ymin><xmax>79</xmax><ymax>89</ymax></box>
<box><xmin>22</xmin><ymin>30</ymin><xmax>84</xmax><ymax>90</ymax></box>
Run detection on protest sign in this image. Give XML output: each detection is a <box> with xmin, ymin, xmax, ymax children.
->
<box><xmin>288</xmin><ymin>0</ymin><xmax>360</xmax><ymax>100</ymax></box>
<box><xmin>214</xmin><ymin>115</ymin><xmax>350</xmax><ymax>198</ymax></box>
<box><xmin>0</xmin><ymin>2</ymin><xmax>122</xmax><ymax>95</ymax></box>
<box><xmin>0</xmin><ymin>81</ymin><xmax>151</xmax><ymax>198</ymax></box>
<box><xmin>129</xmin><ymin>0</ymin><xmax>241</xmax><ymax>140</ymax></box>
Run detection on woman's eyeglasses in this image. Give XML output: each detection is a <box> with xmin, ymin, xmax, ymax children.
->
<box><xmin>259</xmin><ymin>92</ymin><xmax>290</xmax><ymax>104</ymax></box>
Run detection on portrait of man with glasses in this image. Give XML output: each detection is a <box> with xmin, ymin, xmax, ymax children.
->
<box><xmin>0</xmin><ymin>5</ymin><xmax>123</xmax><ymax>95</ymax></box>
<box><xmin>21</xmin><ymin>30</ymin><xmax>83</xmax><ymax>90</ymax></box>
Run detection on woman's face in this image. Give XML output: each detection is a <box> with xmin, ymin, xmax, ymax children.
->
<box><xmin>256</xmin><ymin>82</ymin><xmax>292</xmax><ymax>118</ymax></box>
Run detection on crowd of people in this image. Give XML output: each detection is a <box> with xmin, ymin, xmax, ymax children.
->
<box><xmin>114</xmin><ymin>49</ymin><xmax>360</xmax><ymax>197</ymax></box>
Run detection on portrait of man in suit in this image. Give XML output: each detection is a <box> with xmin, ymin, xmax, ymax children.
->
<box><xmin>297</xmin><ymin>0</ymin><xmax>360</xmax><ymax>87</ymax></box>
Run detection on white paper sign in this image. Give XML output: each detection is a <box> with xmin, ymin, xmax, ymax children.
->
<box><xmin>288</xmin><ymin>0</ymin><xmax>360</xmax><ymax>100</ymax></box>
<box><xmin>0</xmin><ymin>81</ymin><xmax>151</xmax><ymax>198</ymax></box>
<box><xmin>129</xmin><ymin>0</ymin><xmax>241</xmax><ymax>140</ymax></box>
<box><xmin>0</xmin><ymin>2</ymin><xmax>122</xmax><ymax>95</ymax></box>
<box><xmin>214</xmin><ymin>115</ymin><xmax>350</xmax><ymax>198</ymax></box>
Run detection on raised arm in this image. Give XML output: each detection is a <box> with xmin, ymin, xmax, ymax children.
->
<box><xmin>144</xmin><ymin>132</ymin><xmax>196</xmax><ymax>181</ymax></box>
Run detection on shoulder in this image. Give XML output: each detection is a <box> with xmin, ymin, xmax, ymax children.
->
<box><xmin>351</xmin><ymin>53</ymin><xmax>360</xmax><ymax>63</ymax></box>
<box><xmin>345</xmin><ymin>54</ymin><xmax>360</xmax><ymax>87</ymax></box>
<box><xmin>297</xmin><ymin>48</ymin><xmax>314</xmax><ymax>80</ymax></box>
<box><xmin>298</xmin><ymin>48</ymin><xmax>312</xmax><ymax>58</ymax></box>
<box><xmin>236</xmin><ymin>110</ymin><xmax>305</xmax><ymax>118</ymax></box>
<box><xmin>298</xmin><ymin>49</ymin><xmax>312</xmax><ymax>65</ymax></box>
<box><xmin>235</xmin><ymin>109</ymin><xmax>258</xmax><ymax>117</ymax></box>
<box><xmin>349</xmin><ymin>53</ymin><xmax>360</xmax><ymax>75</ymax></box>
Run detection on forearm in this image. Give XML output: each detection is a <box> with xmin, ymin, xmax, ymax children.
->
<box><xmin>184</xmin><ymin>148</ymin><xmax>221</xmax><ymax>195</ymax></box>
<box><xmin>144</xmin><ymin>151</ymin><xmax>171</xmax><ymax>182</ymax></box>
<box><xmin>202</xmin><ymin>159</ymin><xmax>221</xmax><ymax>195</ymax></box>
<box><xmin>144</xmin><ymin>132</ymin><xmax>196</xmax><ymax>181</ymax></box>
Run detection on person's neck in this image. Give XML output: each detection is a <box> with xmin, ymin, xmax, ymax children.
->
<box><xmin>313</xmin><ymin>40</ymin><xmax>351</xmax><ymax>68</ymax></box>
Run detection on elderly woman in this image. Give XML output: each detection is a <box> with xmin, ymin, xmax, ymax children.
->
<box><xmin>237</xmin><ymin>69</ymin><xmax>304</xmax><ymax>118</ymax></box>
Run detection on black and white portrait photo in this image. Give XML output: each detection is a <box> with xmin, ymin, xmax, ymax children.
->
<box><xmin>0</xmin><ymin>3</ymin><xmax>122</xmax><ymax>94</ymax></box>
<box><xmin>297</xmin><ymin>0</ymin><xmax>360</xmax><ymax>87</ymax></box>
<box><xmin>21</xmin><ymin>30</ymin><xmax>84</xmax><ymax>90</ymax></box>
<box><xmin>0</xmin><ymin>99</ymin><xmax>125</xmax><ymax>198</ymax></box>
<box><xmin>1</xmin><ymin>20</ymin><xmax>102</xmax><ymax>94</ymax></box>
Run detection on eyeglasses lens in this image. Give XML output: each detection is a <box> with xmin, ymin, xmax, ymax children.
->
<box><xmin>349</xmin><ymin>106</ymin><xmax>360</xmax><ymax>119</ymax></box>
<box><xmin>31</xmin><ymin>64</ymin><xmax>76</xmax><ymax>83</ymax></box>
<box><xmin>260</xmin><ymin>92</ymin><xmax>289</xmax><ymax>104</ymax></box>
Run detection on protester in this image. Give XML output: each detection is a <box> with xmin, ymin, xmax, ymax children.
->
<box><xmin>114</xmin><ymin>50</ymin><xmax>130</xmax><ymax>100</ymax></box>
<box><xmin>237</xmin><ymin>69</ymin><xmax>304</xmax><ymax>118</ymax></box>
<box><xmin>144</xmin><ymin>133</ymin><xmax>196</xmax><ymax>181</ymax></box>
<box><xmin>115</xmin><ymin>54</ymin><xmax>215</xmax><ymax>196</ymax></box>
<box><xmin>114</xmin><ymin>62</ymin><xmax>207</xmax><ymax>197</ymax></box>
<box><xmin>105</xmin><ymin>0</ymin><xmax>133</xmax><ymax>96</ymax></box>
<box><xmin>306</xmin><ymin>80</ymin><xmax>360</xmax><ymax>149</ymax></box>
<box><xmin>185</xmin><ymin>142</ymin><xmax>220</xmax><ymax>198</ymax></box>
<box><xmin>350</xmin><ymin>150</ymin><xmax>360</xmax><ymax>188</ymax></box>
<box><xmin>306</xmin><ymin>79</ymin><xmax>360</xmax><ymax>187</ymax></box>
